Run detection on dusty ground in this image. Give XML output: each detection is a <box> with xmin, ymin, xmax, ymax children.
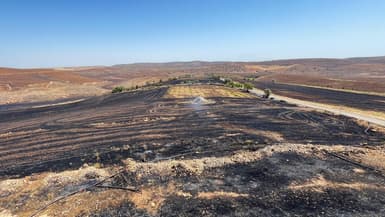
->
<box><xmin>0</xmin><ymin>81</ymin><xmax>385</xmax><ymax>216</ymax></box>
<box><xmin>0</xmin><ymin>144</ymin><xmax>384</xmax><ymax>217</ymax></box>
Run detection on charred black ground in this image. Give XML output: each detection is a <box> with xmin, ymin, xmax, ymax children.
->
<box><xmin>0</xmin><ymin>81</ymin><xmax>383</xmax><ymax>177</ymax></box>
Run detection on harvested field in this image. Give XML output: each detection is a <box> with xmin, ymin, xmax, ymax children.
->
<box><xmin>0</xmin><ymin>82</ymin><xmax>108</xmax><ymax>105</ymax></box>
<box><xmin>164</xmin><ymin>85</ymin><xmax>253</xmax><ymax>99</ymax></box>
<box><xmin>1</xmin><ymin>81</ymin><xmax>385</xmax><ymax>216</ymax></box>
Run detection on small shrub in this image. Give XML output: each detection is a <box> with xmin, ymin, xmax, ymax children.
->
<box><xmin>243</xmin><ymin>82</ymin><xmax>254</xmax><ymax>91</ymax></box>
<box><xmin>93</xmin><ymin>162</ymin><xmax>103</xmax><ymax>168</ymax></box>
<box><xmin>112</xmin><ymin>86</ymin><xmax>125</xmax><ymax>93</ymax></box>
<box><xmin>234</xmin><ymin>82</ymin><xmax>243</xmax><ymax>88</ymax></box>
<box><xmin>263</xmin><ymin>88</ymin><xmax>272</xmax><ymax>98</ymax></box>
<box><xmin>94</xmin><ymin>151</ymin><xmax>101</xmax><ymax>161</ymax></box>
<box><xmin>224</xmin><ymin>78</ymin><xmax>233</xmax><ymax>85</ymax></box>
<box><xmin>211</xmin><ymin>75</ymin><xmax>220</xmax><ymax>80</ymax></box>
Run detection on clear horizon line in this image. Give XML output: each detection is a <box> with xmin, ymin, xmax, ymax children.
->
<box><xmin>1</xmin><ymin>55</ymin><xmax>385</xmax><ymax>69</ymax></box>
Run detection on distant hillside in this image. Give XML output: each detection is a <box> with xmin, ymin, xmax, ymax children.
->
<box><xmin>245</xmin><ymin>56</ymin><xmax>385</xmax><ymax>93</ymax></box>
<box><xmin>1</xmin><ymin>56</ymin><xmax>385</xmax><ymax>105</ymax></box>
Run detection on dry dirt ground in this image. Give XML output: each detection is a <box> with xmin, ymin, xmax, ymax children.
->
<box><xmin>1</xmin><ymin>144</ymin><xmax>385</xmax><ymax>217</ymax></box>
<box><xmin>0</xmin><ymin>67</ymin><xmax>108</xmax><ymax>105</ymax></box>
<box><xmin>1</xmin><ymin>82</ymin><xmax>385</xmax><ymax>216</ymax></box>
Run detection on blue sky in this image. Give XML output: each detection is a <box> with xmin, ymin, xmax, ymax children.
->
<box><xmin>1</xmin><ymin>0</ymin><xmax>385</xmax><ymax>68</ymax></box>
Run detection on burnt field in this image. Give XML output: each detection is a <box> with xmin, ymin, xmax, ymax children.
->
<box><xmin>1</xmin><ymin>85</ymin><xmax>384</xmax><ymax>177</ymax></box>
<box><xmin>1</xmin><ymin>84</ymin><xmax>385</xmax><ymax>216</ymax></box>
<box><xmin>253</xmin><ymin>81</ymin><xmax>385</xmax><ymax>113</ymax></box>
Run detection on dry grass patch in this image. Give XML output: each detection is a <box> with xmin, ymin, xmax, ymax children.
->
<box><xmin>0</xmin><ymin>82</ymin><xmax>107</xmax><ymax>105</ymax></box>
<box><xmin>197</xmin><ymin>191</ymin><xmax>248</xmax><ymax>199</ymax></box>
<box><xmin>244</xmin><ymin>64</ymin><xmax>295</xmax><ymax>72</ymax></box>
<box><xmin>289</xmin><ymin>175</ymin><xmax>385</xmax><ymax>193</ymax></box>
<box><xmin>343</xmin><ymin>146</ymin><xmax>385</xmax><ymax>171</ymax></box>
<box><xmin>129</xmin><ymin>182</ymin><xmax>187</xmax><ymax>215</ymax></box>
<box><xmin>221</xmin><ymin>123</ymin><xmax>285</xmax><ymax>142</ymax></box>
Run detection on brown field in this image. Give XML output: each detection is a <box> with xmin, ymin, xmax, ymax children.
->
<box><xmin>256</xmin><ymin>73</ymin><xmax>385</xmax><ymax>94</ymax></box>
<box><xmin>0</xmin><ymin>67</ymin><xmax>100</xmax><ymax>91</ymax></box>
<box><xmin>244</xmin><ymin>57</ymin><xmax>385</xmax><ymax>93</ymax></box>
<box><xmin>2</xmin><ymin>56</ymin><xmax>385</xmax><ymax>105</ymax></box>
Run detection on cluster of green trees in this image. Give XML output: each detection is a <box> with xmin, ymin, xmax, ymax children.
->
<box><xmin>222</xmin><ymin>77</ymin><xmax>272</xmax><ymax>97</ymax></box>
<box><xmin>112</xmin><ymin>78</ymin><xmax>169</xmax><ymax>93</ymax></box>
<box><xmin>223</xmin><ymin>78</ymin><xmax>254</xmax><ymax>91</ymax></box>
<box><xmin>111</xmin><ymin>85</ymin><xmax>140</xmax><ymax>93</ymax></box>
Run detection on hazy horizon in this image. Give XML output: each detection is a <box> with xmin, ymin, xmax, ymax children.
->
<box><xmin>1</xmin><ymin>0</ymin><xmax>385</xmax><ymax>68</ymax></box>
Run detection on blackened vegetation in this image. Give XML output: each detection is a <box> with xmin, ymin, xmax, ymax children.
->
<box><xmin>253</xmin><ymin>81</ymin><xmax>385</xmax><ymax>113</ymax></box>
<box><xmin>0</xmin><ymin>85</ymin><xmax>385</xmax><ymax>177</ymax></box>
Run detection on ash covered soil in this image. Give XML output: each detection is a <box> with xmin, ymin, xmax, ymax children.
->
<box><xmin>0</xmin><ymin>83</ymin><xmax>385</xmax><ymax>217</ymax></box>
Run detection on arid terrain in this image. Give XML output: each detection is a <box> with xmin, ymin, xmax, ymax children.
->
<box><xmin>1</xmin><ymin>58</ymin><xmax>385</xmax><ymax>216</ymax></box>
<box><xmin>2</xmin><ymin>56</ymin><xmax>385</xmax><ymax>107</ymax></box>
